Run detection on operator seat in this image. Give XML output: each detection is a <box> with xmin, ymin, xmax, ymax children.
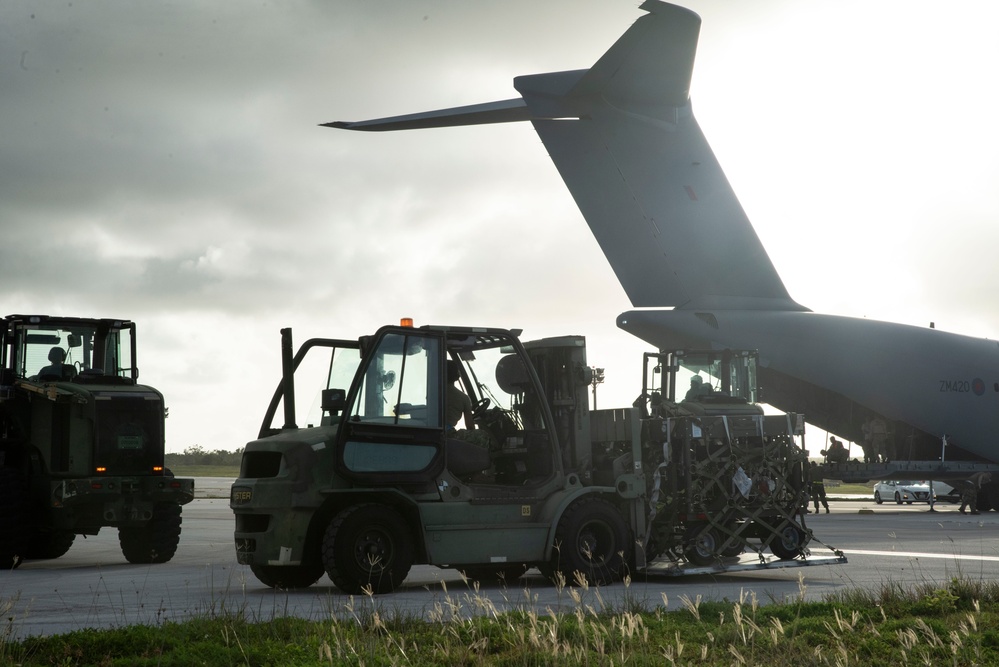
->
<box><xmin>445</xmin><ymin>438</ymin><xmax>491</xmax><ymax>477</ymax></box>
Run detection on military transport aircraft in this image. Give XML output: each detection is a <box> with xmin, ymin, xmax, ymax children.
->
<box><xmin>327</xmin><ymin>2</ymin><xmax>999</xmax><ymax>489</ymax></box>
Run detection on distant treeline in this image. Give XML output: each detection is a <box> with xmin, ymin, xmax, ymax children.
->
<box><xmin>165</xmin><ymin>445</ymin><xmax>243</xmax><ymax>467</ymax></box>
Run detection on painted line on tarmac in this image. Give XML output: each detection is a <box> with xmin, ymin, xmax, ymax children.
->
<box><xmin>841</xmin><ymin>549</ymin><xmax>999</xmax><ymax>562</ymax></box>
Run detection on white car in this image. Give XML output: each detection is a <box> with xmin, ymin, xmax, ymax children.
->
<box><xmin>929</xmin><ymin>481</ymin><xmax>961</xmax><ymax>503</ymax></box>
<box><xmin>873</xmin><ymin>480</ymin><xmax>932</xmax><ymax>504</ymax></box>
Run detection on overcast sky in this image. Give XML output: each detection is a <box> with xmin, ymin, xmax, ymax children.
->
<box><xmin>3</xmin><ymin>1</ymin><xmax>999</xmax><ymax>455</ymax></box>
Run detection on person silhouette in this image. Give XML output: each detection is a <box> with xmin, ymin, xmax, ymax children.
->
<box><xmin>38</xmin><ymin>347</ymin><xmax>74</xmax><ymax>380</ymax></box>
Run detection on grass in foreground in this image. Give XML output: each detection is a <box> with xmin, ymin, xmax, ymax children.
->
<box><xmin>5</xmin><ymin>575</ymin><xmax>999</xmax><ymax>666</ymax></box>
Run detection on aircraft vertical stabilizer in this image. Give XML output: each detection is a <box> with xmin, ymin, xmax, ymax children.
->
<box><xmin>328</xmin><ymin>1</ymin><xmax>805</xmax><ymax>312</ymax></box>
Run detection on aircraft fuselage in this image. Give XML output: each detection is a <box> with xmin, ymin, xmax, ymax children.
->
<box><xmin>619</xmin><ymin>309</ymin><xmax>999</xmax><ymax>463</ymax></box>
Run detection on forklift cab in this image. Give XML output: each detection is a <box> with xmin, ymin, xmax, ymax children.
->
<box><xmin>332</xmin><ymin>325</ymin><xmax>559</xmax><ymax>488</ymax></box>
<box><xmin>643</xmin><ymin>348</ymin><xmax>762</xmax><ymax>418</ymax></box>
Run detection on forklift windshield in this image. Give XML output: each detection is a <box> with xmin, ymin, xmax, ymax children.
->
<box><xmin>669</xmin><ymin>349</ymin><xmax>758</xmax><ymax>404</ymax></box>
<box><xmin>646</xmin><ymin>350</ymin><xmax>759</xmax><ymax>404</ymax></box>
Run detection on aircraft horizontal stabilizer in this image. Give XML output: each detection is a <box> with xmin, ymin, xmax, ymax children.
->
<box><xmin>323</xmin><ymin>99</ymin><xmax>530</xmax><ymax>132</ymax></box>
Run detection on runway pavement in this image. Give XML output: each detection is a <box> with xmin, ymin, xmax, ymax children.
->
<box><xmin>2</xmin><ymin>478</ymin><xmax>997</xmax><ymax>638</ymax></box>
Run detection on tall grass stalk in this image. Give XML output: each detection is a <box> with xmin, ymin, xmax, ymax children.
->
<box><xmin>4</xmin><ymin>574</ymin><xmax>999</xmax><ymax>665</ymax></box>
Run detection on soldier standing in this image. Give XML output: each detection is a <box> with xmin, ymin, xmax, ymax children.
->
<box><xmin>809</xmin><ymin>462</ymin><xmax>829</xmax><ymax>513</ymax></box>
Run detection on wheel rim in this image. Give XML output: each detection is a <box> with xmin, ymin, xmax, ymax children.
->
<box><xmin>692</xmin><ymin>530</ymin><xmax>717</xmax><ymax>559</ymax></box>
<box><xmin>353</xmin><ymin>527</ymin><xmax>395</xmax><ymax>574</ymax></box>
<box><xmin>779</xmin><ymin>525</ymin><xmax>801</xmax><ymax>551</ymax></box>
<box><xmin>575</xmin><ymin>519</ymin><xmax>617</xmax><ymax>566</ymax></box>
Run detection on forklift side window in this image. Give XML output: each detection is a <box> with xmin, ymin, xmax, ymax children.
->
<box><xmin>107</xmin><ymin>328</ymin><xmax>134</xmax><ymax>378</ymax></box>
<box><xmin>351</xmin><ymin>332</ymin><xmax>441</xmax><ymax>428</ymax></box>
<box><xmin>342</xmin><ymin>331</ymin><xmax>442</xmax><ymax>475</ymax></box>
<box><xmin>269</xmin><ymin>345</ymin><xmax>362</xmax><ymax>430</ymax></box>
<box><xmin>456</xmin><ymin>347</ymin><xmax>535</xmax><ymax>431</ymax></box>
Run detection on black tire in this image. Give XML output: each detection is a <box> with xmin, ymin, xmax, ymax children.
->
<box><xmin>874</xmin><ymin>491</ymin><xmax>883</xmax><ymax>504</ymax></box>
<box><xmin>25</xmin><ymin>530</ymin><xmax>75</xmax><ymax>560</ymax></box>
<box><xmin>250</xmin><ymin>560</ymin><xmax>325</xmax><ymax>589</ymax></box>
<box><xmin>720</xmin><ymin>537</ymin><xmax>745</xmax><ymax>558</ymax></box>
<box><xmin>322</xmin><ymin>504</ymin><xmax>413</xmax><ymax>594</ymax></box>
<box><xmin>0</xmin><ymin>467</ymin><xmax>26</xmax><ymax>569</ymax></box>
<box><xmin>118</xmin><ymin>503</ymin><xmax>183</xmax><ymax>564</ymax></box>
<box><xmin>548</xmin><ymin>497</ymin><xmax>631</xmax><ymax>585</ymax></box>
<box><xmin>717</xmin><ymin>522</ymin><xmax>745</xmax><ymax>558</ymax></box>
<box><xmin>459</xmin><ymin>563</ymin><xmax>529</xmax><ymax>585</ymax></box>
<box><xmin>894</xmin><ymin>491</ymin><xmax>902</xmax><ymax>505</ymax></box>
<box><xmin>684</xmin><ymin>526</ymin><xmax>720</xmax><ymax>566</ymax></box>
<box><xmin>769</xmin><ymin>522</ymin><xmax>805</xmax><ymax>560</ymax></box>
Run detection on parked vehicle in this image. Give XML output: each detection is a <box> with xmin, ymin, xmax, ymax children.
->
<box><xmin>0</xmin><ymin>314</ymin><xmax>194</xmax><ymax>569</ymax></box>
<box><xmin>873</xmin><ymin>480</ymin><xmax>931</xmax><ymax>504</ymax></box>
<box><xmin>930</xmin><ymin>481</ymin><xmax>960</xmax><ymax>503</ymax></box>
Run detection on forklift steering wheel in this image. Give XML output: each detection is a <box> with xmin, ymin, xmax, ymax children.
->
<box><xmin>472</xmin><ymin>397</ymin><xmax>491</xmax><ymax>418</ymax></box>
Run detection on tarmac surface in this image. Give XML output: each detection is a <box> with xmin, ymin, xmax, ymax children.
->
<box><xmin>3</xmin><ymin>478</ymin><xmax>998</xmax><ymax>638</ymax></box>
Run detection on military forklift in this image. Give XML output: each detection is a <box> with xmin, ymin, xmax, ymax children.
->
<box><xmin>230</xmin><ymin>321</ymin><xmax>843</xmax><ymax>592</ymax></box>
<box><xmin>0</xmin><ymin>315</ymin><xmax>194</xmax><ymax>568</ymax></box>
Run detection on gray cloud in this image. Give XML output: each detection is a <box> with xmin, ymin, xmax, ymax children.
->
<box><xmin>3</xmin><ymin>0</ymin><xmax>999</xmax><ymax>453</ymax></box>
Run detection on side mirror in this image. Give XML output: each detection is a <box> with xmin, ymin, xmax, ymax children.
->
<box><xmin>321</xmin><ymin>388</ymin><xmax>347</xmax><ymax>415</ymax></box>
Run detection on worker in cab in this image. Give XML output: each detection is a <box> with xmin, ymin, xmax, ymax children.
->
<box><xmin>38</xmin><ymin>347</ymin><xmax>74</xmax><ymax>381</ymax></box>
<box><xmin>685</xmin><ymin>375</ymin><xmax>712</xmax><ymax>401</ymax></box>
<box><xmin>446</xmin><ymin>361</ymin><xmax>475</xmax><ymax>431</ymax></box>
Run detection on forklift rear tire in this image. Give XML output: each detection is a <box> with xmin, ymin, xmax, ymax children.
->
<box><xmin>323</xmin><ymin>503</ymin><xmax>414</xmax><ymax>595</ymax></box>
<box><xmin>547</xmin><ymin>496</ymin><xmax>631</xmax><ymax>586</ymax></box>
